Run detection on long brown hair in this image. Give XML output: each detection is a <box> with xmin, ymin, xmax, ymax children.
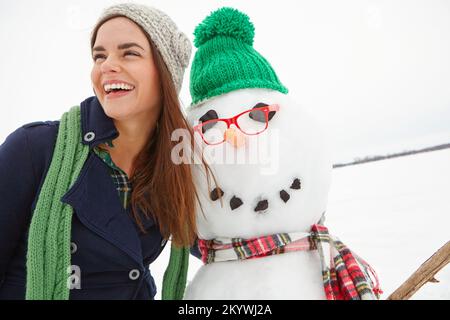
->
<box><xmin>91</xmin><ymin>16</ymin><xmax>214</xmax><ymax>248</ymax></box>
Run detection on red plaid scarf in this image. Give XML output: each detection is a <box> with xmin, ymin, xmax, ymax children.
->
<box><xmin>197</xmin><ymin>224</ymin><xmax>382</xmax><ymax>300</ymax></box>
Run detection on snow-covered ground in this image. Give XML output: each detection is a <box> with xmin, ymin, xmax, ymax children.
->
<box><xmin>152</xmin><ymin>148</ymin><xmax>450</xmax><ymax>300</ymax></box>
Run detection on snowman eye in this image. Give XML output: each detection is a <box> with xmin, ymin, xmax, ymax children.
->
<box><xmin>199</xmin><ymin>110</ymin><xmax>219</xmax><ymax>133</ymax></box>
<box><xmin>249</xmin><ymin>102</ymin><xmax>277</xmax><ymax>123</ymax></box>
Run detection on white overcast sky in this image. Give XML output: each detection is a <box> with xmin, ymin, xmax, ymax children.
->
<box><xmin>1</xmin><ymin>0</ymin><xmax>449</xmax><ymax>163</ymax></box>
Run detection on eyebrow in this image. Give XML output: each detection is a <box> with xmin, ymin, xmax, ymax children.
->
<box><xmin>92</xmin><ymin>42</ymin><xmax>145</xmax><ymax>52</ymax></box>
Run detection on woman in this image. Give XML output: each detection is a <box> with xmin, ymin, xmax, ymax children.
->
<box><xmin>0</xmin><ymin>3</ymin><xmax>205</xmax><ymax>300</ymax></box>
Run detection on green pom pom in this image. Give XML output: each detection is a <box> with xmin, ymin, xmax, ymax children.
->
<box><xmin>194</xmin><ymin>7</ymin><xmax>255</xmax><ymax>48</ymax></box>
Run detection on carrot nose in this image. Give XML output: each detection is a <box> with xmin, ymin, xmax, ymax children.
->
<box><xmin>224</xmin><ymin>128</ymin><xmax>246</xmax><ymax>148</ymax></box>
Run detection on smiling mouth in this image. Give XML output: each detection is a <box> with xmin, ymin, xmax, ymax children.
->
<box><xmin>103</xmin><ymin>83</ymin><xmax>135</xmax><ymax>98</ymax></box>
<box><xmin>209</xmin><ymin>178</ymin><xmax>302</xmax><ymax>213</ymax></box>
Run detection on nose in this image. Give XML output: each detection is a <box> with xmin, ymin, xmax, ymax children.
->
<box><xmin>100</xmin><ymin>55</ymin><xmax>121</xmax><ymax>74</ymax></box>
<box><xmin>224</xmin><ymin>128</ymin><xmax>245</xmax><ymax>148</ymax></box>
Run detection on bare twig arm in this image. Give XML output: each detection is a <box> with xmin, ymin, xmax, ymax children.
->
<box><xmin>387</xmin><ymin>241</ymin><xmax>450</xmax><ymax>300</ymax></box>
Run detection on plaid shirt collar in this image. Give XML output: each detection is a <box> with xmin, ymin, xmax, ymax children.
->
<box><xmin>93</xmin><ymin>142</ymin><xmax>132</xmax><ymax>209</ymax></box>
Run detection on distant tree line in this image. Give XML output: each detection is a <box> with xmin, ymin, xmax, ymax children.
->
<box><xmin>333</xmin><ymin>143</ymin><xmax>450</xmax><ymax>169</ymax></box>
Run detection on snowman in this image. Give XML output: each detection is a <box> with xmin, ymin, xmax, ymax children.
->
<box><xmin>183</xmin><ymin>7</ymin><xmax>381</xmax><ymax>300</ymax></box>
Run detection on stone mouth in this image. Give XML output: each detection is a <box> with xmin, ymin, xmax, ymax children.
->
<box><xmin>209</xmin><ymin>178</ymin><xmax>302</xmax><ymax>213</ymax></box>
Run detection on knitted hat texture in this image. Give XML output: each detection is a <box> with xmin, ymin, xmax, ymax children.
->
<box><xmin>190</xmin><ymin>7</ymin><xmax>288</xmax><ymax>106</ymax></box>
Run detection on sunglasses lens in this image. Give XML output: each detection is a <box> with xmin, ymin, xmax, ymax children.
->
<box><xmin>249</xmin><ymin>109</ymin><xmax>266</xmax><ymax>122</ymax></box>
<box><xmin>202</xmin><ymin>121</ymin><xmax>216</xmax><ymax>134</ymax></box>
<box><xmin>237</xmin><ymin>110</ymin><xmax>267</xmax><ymax>135</ymax></box>
<box><xmin>202</xmin><ymin>120</ymin><xmax>227</xmax><ymax>144</ymax></box>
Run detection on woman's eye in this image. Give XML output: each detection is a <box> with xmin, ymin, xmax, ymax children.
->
<box><xmin>93</xmin><ymin>54</ymin><xmax>106</xmax><ymax>62</ymax></box>
<box><xmin>124</xmin><ymin>51</ymin><xmax>140</xmax><ymax>57</ymax></box>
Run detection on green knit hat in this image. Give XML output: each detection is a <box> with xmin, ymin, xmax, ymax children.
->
<box><xmin>190</xmin><ymin>7</ymin><xmax>288</xmax><ymax>106</ymax></box>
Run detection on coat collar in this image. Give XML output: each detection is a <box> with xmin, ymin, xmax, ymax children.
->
<box><xmin>80</xmin><ymin>96</ymin><xmax>119</xmax><ymax>148</ymax></box>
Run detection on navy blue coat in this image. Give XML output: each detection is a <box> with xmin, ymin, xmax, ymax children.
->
<box><xmin>0</xmin><ymin>96</ymin><xmax>200</xmax><ymax>300</ymax></box>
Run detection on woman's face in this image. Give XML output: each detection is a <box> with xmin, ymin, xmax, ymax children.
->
<box><xmin>91</xmin><ymin>17</ymin><xmax>161</xmax><ymax>122</ymax></box>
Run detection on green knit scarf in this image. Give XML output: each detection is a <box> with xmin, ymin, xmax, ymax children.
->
<box><xmin>26</xmin><ymin>105</ymin><xmax>188</xmax><ymax>300</ymax></box>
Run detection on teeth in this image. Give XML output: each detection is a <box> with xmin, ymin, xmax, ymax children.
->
<box><xmin>103</xmin><ymin>83</ymin><xmax>134</xmax><ymax>93</ymax></box>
